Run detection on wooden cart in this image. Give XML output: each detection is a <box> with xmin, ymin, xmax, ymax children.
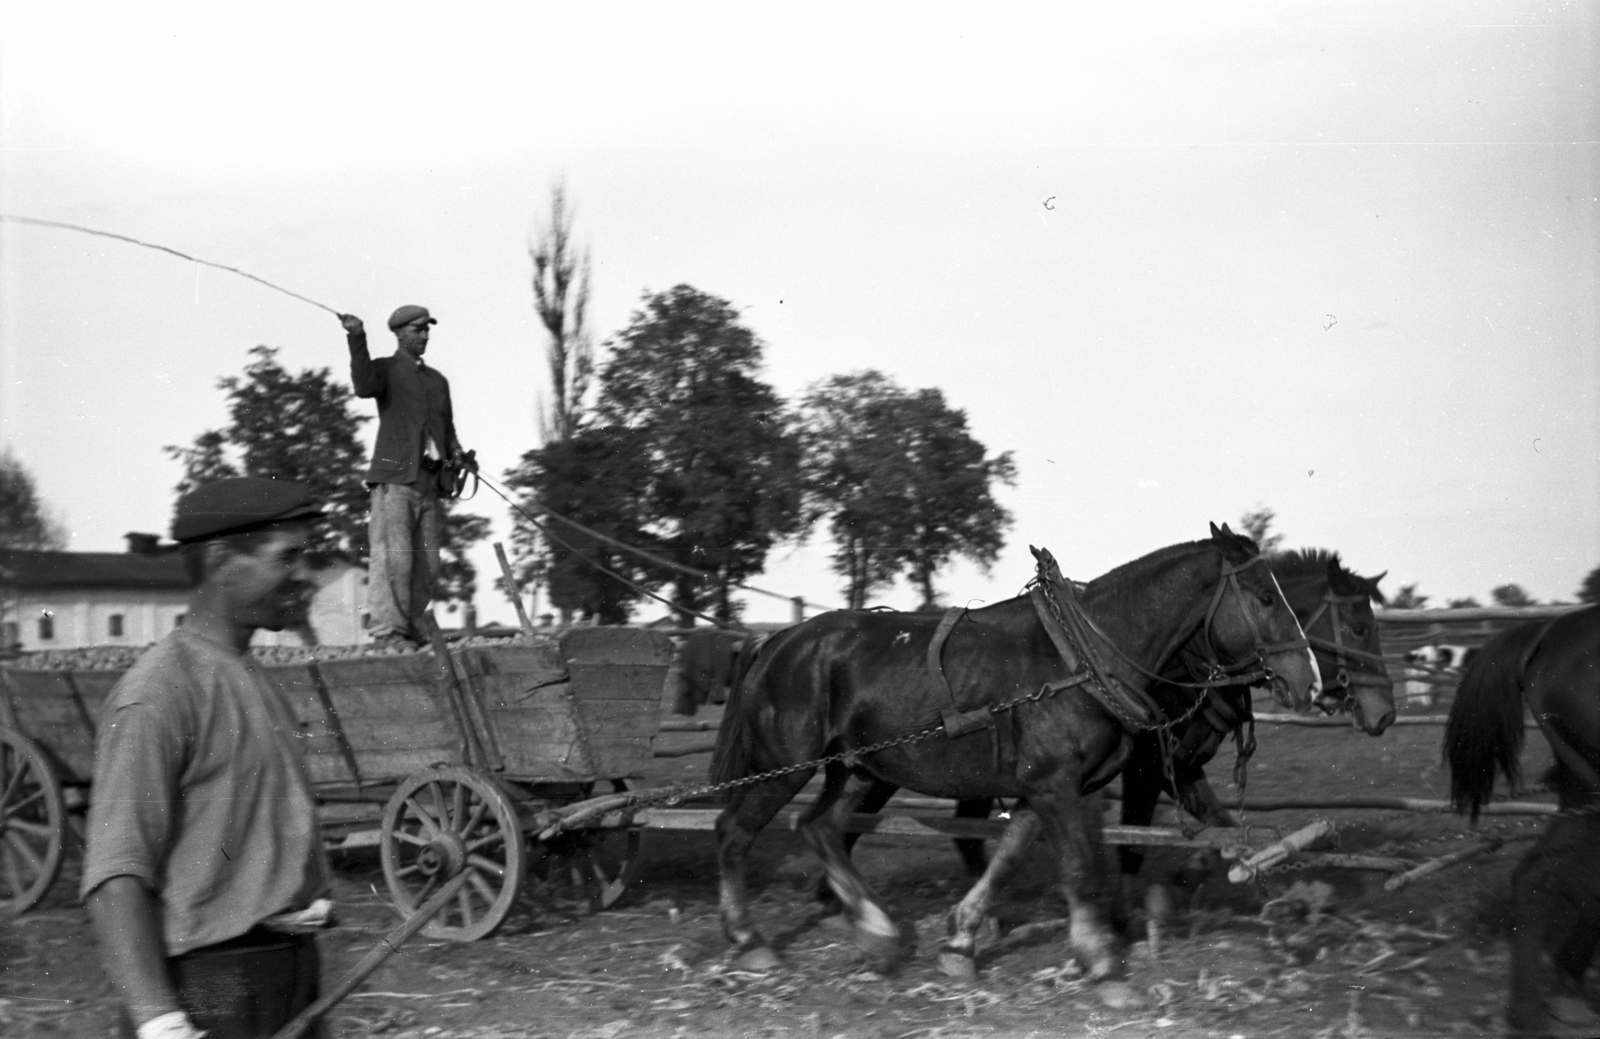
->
<box><xmin>0</xmin><ymin>627</ymin><xmax>673</xmax><ymax>940</ymax></box>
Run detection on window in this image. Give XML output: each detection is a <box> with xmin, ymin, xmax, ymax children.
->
<box><xmin>173</xmin><ymin>613</ymin><xmax>186</xmax><ymax>628</ymax></box>
<box><xmin>39</xmin><ymin>612</ymin><xmax>54</xmax><ymax>641</ymax></box>
<box><xmin>109</xmin><ymin>614</ymin><xmax>125</xmax><ymax>638</ymax></box>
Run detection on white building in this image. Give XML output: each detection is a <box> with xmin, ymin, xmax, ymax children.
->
<box><xmin>1</xmin><ymin>534</ymin><xmax>370</xmax><ymax>652</ymax></box>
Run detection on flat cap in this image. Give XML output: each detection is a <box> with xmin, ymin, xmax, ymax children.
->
<box><xmin>388</xmin><ymin>304</ymin><xmax>438</xmax><ymax>331</ymax></box>
<box><xmin>171</xmin><ymin>477</ymin><xmax>324</xmax><ymax>544</ymax></box>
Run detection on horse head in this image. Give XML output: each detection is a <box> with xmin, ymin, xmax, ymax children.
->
<box><xmin>1317</xmin><ymin>554</ymin><xmax>1395</xmax><ymax>734</ymax></box>
<box><xmin>1203</xmin><ymin>522</ymin><xmax>1322</xmax><ymax>711</ymax></box>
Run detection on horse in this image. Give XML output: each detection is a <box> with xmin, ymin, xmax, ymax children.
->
<box><xmin>707</xmin><ymin>523</ymin><xmax>1321</xmax><ymax>1004</ymax></box>
<box><xmin>1443</xmin><ymin>605</ymin><xmax>1600</xmax><ymax>1036</ymax></box>
<box><xmin>836</xmin><ymin>548</ymin><xmax>1392</xmax><ymax>885</ymax></box>
<box><xmin>1116</xmin><ymin>548</ymin><xmax>1392</xmax><ymax>872</ymax></box>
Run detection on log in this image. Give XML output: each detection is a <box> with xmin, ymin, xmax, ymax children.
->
<box><xmin>1228</xmin><ymin>820</ymin><xmax>1335</xmax><ymax>883</ymax></box>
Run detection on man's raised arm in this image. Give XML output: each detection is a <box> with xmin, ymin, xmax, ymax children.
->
<box><xmin>340</xmin><ymin>313</ymin><xmax>385</xmax><ymax>398</ymax></box>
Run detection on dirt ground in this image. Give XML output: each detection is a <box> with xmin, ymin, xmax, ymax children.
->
<box><xmin>4</xmin><ymin>701</ymin><xmax>1594</xmax><ymax>1039</ymax></box>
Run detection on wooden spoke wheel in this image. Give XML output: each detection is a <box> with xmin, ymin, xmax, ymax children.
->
<box><xmin>530</xmin><ymin>824</ymin><xmax>649</xmax><ymax>914</ymax></box>
<box><xmin>0</xmin><ymin>728</ymin><xmax>66</xmax><ymax>916</ymax></box>
<box><xmin>380</xmin><ymin>766</ymin><xmax>525</xmax><ymax>942</ymax></box>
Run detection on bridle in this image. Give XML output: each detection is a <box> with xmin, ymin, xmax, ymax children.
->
<box><xmin>1192</xmin><ymin>554</ymin><xmax>1312</xmax><ymax>690</ymax></box>
<box><xmin>1298</xmin><ymin>589</ymin><xmax>1394</xmax><ymax>708</ymax></box>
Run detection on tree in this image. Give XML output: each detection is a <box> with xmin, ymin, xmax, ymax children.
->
<box><xmin>1446</xmin><ymin>597</ymin><xmax>1482</xmax><ymax>609</ymax></box>
<box><xmin>530</xmin><ymin>181</ymin><xmax>594</xmax><ymax>445</ymax></box>
<box><xmin>800</xmin><ymin>371</ymin><xmax>1017</xmax><ymax>610</ymax></box>
<box><xmin>1579</xmin><ymin>565</ymin><xmax>1600</xmax><ymax>604</ymax></box>
<box><xmin>1389</xmin><ymin>583</ymin><xmax>1429</xmax><ymax>609</ymax></box>
<box><xmin>1491</xmin><ymin>583</ymin><xmax>1537</xmax><ymax>608</ymax></box>
<box><xmin>0</xmin><ymin>448</ymin><xmax>68</xmax><ymax>550</ymax></box>
<box><xmin>594</xmin><ymin>285</ymin><xmax>805</xmax><ymax>622</ymax></box>
<box><xmin>437</xmin><ymin>508</ymin><xmax>492</xmax><ymax>616</ymax></box>
<box><xmin>1238</xmin><ymin>504</ymin><xmax>1284</xmax><ymax>555</ymax></box>
<box><xmin>503</xmin><ymin>426</ymin><xmax>658</xmax><ymax>624</ymax></box>
<box><xmin>166</xmin><ymin>346</ymin><xmax>490</xmax><ymax>610</ymax></box>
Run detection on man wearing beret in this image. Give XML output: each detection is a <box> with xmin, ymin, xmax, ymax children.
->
<box><xmin>338</xmin><ymin>306</ymin><xmax>472</xmax><ymax>648</ymax></box>
<box><xmin>83</xmin><ymin>477</ymin><xmax>334</xmax><ymax>1039</ymax></box>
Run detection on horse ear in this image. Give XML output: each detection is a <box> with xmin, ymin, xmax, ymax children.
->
<box><xmin>1209</xmin><ymin>521</ymin><xmax>1222</xmax><ymax>538</ymax></box>
<box><xmin>1029</xmin><ymin>545</ymin><xmax>1043</xmax><ymax>562</ymax></box>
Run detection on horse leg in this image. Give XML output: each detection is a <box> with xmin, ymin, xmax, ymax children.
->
<box><xmin>953</xmin><ymin>798</ymin><xmax>994</xmax><ymax>876</ymax></box>
<box><xmin>1506</xmin><ymin>817</ymin><xmax>1600</xmax><ymax>1035</ymax></box>
<box><xmin>715</xmin><ymin>769</ymin><xmax>815</xmax><ymax>970</ymax></box>
<box><xmin>817</xmin><ymin>775</ymin><xmax>895</xmax><ymax>905</ymax></box>
<box><xmin>799</xmin><ymin>768</ymin><xmax>910</xmax><ymax>970</ymax></box>
<box><xmin>940</xmin><ymin>810</ymin><xmax>1041</xmax><ymax>979</ymax></box>
<box><xmin>1117</xmin><ymin>741</ymin><xmax>1163</xmax><ymax>877</ymax></box>
<box><xmin>1031</xmin><ymin>785</ymin><xmax>1144</xmax><ymax>1007</ymax></box>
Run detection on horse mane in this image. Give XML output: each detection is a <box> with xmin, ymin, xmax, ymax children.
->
<box><xmin>1084</xmin><ymin>539</ymin><xmax>1214</xmax><ymax>598</ymax></box>
<box><xmin>1269</xmin><ymin>547</ymin><xmax>1388</xmax><ymax>605</ymax></box>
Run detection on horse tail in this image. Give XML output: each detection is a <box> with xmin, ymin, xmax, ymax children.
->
<box><xmin>708</xmin><ymin>633</ymin><xmax>768</xmax><ymax>788</ymax></box>
<box><xmin>1444</xmin><ymin>620</ymin><xmax>1542</xmax><ymax>821</ymax></box>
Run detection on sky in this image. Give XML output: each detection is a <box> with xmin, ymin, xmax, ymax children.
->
<box><xmin>1</xmin><ymin>1</ymin><xmax>1595</xmax><ymax>626</ymax></box>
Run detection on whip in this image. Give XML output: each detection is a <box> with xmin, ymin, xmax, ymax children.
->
<box><xmin>0</xmin><ymin>213</ymin><xmax>343</xmax><ymax>316</ymax></box>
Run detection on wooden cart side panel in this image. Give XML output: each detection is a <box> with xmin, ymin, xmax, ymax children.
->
<box><xmin>259</xmin><ymin>665</ymin><xmax>359</xmax><ymax>788</ymax></box>
<box><xmin>0</xmin><ymin>669</ymin><xmax>99</xmax><ymax>782</ymax></box>
<box><xmin>458</xmin><ymin>645</ymin><xmax>600</xmax><ymax>781</ymax></box>
<box><xmin>558</xmin><ymin>629</ymin><xmax>673</xmax><ymax>780</ymax></box>
<box><xmin>273</xmin><ymin>656</ymin><xmax>468</xmax><ymax>785</ymax></box>
<box><xmin>559</xmin><ymin>627</ymin><xmax>674</xmax><ymax>668</ymax></box>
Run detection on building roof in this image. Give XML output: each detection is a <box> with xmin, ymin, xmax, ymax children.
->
<box><xmin>0</xmin><ymin>549</ymin><xmax>190</xmax><ymax>592</ymax></box>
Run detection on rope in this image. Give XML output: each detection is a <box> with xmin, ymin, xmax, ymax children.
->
<box><xmin>0</xmin><ymin>214</ymin><xmax>343</xmax><ymax>316</ymax></box>
<box><xmin>476</xmin><ymin>470</ymin><xmax>839</xmax><ymax>628</ymax></box>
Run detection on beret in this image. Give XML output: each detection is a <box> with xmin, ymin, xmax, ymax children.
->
<box><xmin>171</xmin><ymin>477</ymin><xmax>324</xmax><ymax>544</ymax></box>
<box><xmin>388</xmin><ymin>304</ymin><xmax>438</xmax><ymax>331</ymax></box>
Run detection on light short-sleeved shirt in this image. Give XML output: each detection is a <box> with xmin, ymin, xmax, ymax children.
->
<box><xmin>80</xmin><ymin>627</ymin><xmax>330</xmax><ymax>955</ymax></box>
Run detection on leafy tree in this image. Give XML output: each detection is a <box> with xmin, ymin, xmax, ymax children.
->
<box><xmin>166</xmin><ymin>346</ymin><xmax>489</xmax><ymax>610</ymax></box>
<box><xmin>1389</xmin><ymin>583</ymin><xmax>1429</xmax><ymax>609</ymax></box>
<box><xmin>594</xmin><ymin>285</ymin><xmax>805</xmax><ymax>623</ymax></box>
<box><xmin>531</xmin><ymin>180</ymin><xmax>594</xmax><ymax>445</ymax></box>
<box><xmin>166</xmin><ymin>346</ymin><xmax>372</xmax><ymax>556</ymax></box>
<box><xmin>503</xmin><ymin>426</ymin><xmax>657</xmax><ymax>624</ymax></box>
<box><xmin>1446</xmin><ymin>597</ymin><xmax>1482</xmax><ymax>609</ymax></box>
<box><xmin>800</xmin><ymin>371</ymin><xmax>1017</xmax><ymax>610</ymax></box>
<box><xmin>0</xmin><ymin>448</ymin><xmax>68</xmax><ymax>550</ymax></box>
<box><xmin>1238</xmin><ymin>504</ymin><xmax>1284</xmax><ymax>555</ymax></box>
<box><xmin>1579</xmin><ymin>565</ymin><xmax>1600</xmax><ymax>604</ymax></box>
<box><xmin>1491</xmin><ymin>583</ymin><xmax>1537</xmax><ymax>608</ymax></box>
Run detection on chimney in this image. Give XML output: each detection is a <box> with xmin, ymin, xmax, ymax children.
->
<box><xmin>125</xmin><ymin>532</ymin><xmax>162</xmax><ymax>555</ymax></box>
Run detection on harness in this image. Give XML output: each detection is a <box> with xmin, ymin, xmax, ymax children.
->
<box><xmin>1299</xmin><ymin>590</ymin><xmax>1394</xmax><ymax>703</ymax></box>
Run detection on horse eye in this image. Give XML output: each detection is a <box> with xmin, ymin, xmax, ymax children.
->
<box><xmin>1351</xmin><ymin>624</ymin><xmax>1369</xmax><ymax>638</ymax></box>
<box><xmin>1257</xmin><ymin>591</ymin><xmax>1275</xmax><ymax>607</ymax></box>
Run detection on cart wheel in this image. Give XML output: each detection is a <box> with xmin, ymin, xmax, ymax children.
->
<box><xmin>380</xmin><ymin>766</ymin><xmax>525</xmax><ymax>942</ymax></box>
<box><xmin>0</xmin><ymin>728</ymin><xmax>66</xmax><ymax>915</ymax></box>
<box><xmin>530</xmin><ymin>825</ymin><xmax>649</xmax><ymax>913</ymax></box>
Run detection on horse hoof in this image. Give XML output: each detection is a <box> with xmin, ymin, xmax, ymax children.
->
<box><xmin>817</xmin><ymin>912</ymin><xmax>853</xmax><ymax>935</ymax></box>
<box><xmin>1547</xmin><ymin>995</ymin><xmax>1600</xmax><ymax>1027</ymax></box>
<box><xmin>1096</xmin><ymin>981</ymin><xmax>1147</xmax><ymax>1010</ymax></box>
<box><xmin>854</xmin><ymin>928</ymin><xmax>906</xmax><ymax>970</ymax></box>
<box><xmin>937</xmin><ymin>951</ymin><xmax>977</xmax><ymax>979</ymax></box>
<box><xmin>733</xmin><ymin>946</ymin><xmax>781</xmax><ymax>972</ymax></box>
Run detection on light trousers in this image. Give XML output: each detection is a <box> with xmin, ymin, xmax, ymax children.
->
<box><xmin>367</xmin><ymin>481</ymin><xmax>442</xmax><ymax>641</ymax></box>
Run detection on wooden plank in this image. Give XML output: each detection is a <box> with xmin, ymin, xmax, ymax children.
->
<box><xmin>585</xmin><ymin>736</ymin><xmax>654</xmax><ymax>778</ymax></box>
<box><xmin>572</xmin><ymin>698</ymin><xmax>660</xmax><ymax>738</ymax></box>
<box><xmin>561</xmin><ymin>627</ymin><xmax>674</xmax><ymax>668</ymax></box>
<box><xmin>486</xmin><ymin>685</ymin><xmax>597</xmax><ymax>780</ymax></box>
<box><xmin>568</xmin><ymin>663</ymin><xmax>671</xmax><ymax>703</ymax></box>
<box><xmin>627</xmin><ymin>807</ymin><xmax>1266</xmax><ymax>850</ymax></box>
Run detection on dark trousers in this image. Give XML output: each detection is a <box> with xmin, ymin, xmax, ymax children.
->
<box><xmin>119</xmin><ymin>930</ymin><xmax>324</xmax><ymax>1039</ymax></box>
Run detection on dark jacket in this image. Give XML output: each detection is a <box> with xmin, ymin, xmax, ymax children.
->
<box><xmin>347</xmin><ymin>330</ymin><xmax>460</xmax><ymax>490</ymax></box>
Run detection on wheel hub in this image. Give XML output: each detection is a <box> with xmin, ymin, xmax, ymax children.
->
<box><xmin>415</xmin><ymin>831</ymin><xmax>467</xmax><ymax>878</ymax></box>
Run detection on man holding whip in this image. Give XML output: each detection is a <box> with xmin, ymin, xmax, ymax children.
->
<box><xmin>339</xmin><ymin>306</ymin><xmax>475</xmax><ymax>648</ymax></box>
